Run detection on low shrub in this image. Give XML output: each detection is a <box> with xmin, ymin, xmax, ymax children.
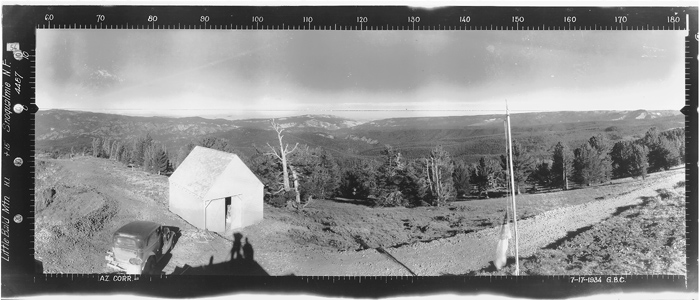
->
<box><xmin>656</xmin><ymin>188</ymin><xmax>679</xmax><ymax>200</ymax></box>
<box><xmin>39</xmin><ymin>188</ymin><xmax>56</xmax><ymax>210</ymax></box>
<box><xmin>267</xmin><ymin>190</ymin><xmax>296</xmax><ymax>208</ymax></box>
<box><xmin>374</xmin><ymin>190</ymin><xmax>407</xmax><ymax>207</ymax></box>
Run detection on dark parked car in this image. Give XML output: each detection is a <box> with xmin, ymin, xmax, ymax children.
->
<box><xmin>105</xmin><ymin>221</ymin><xmax>176</xmax><ymax>274</ymax></box>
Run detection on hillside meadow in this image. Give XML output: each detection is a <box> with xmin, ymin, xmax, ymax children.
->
<box><xmin>472</xmin><ymin>181</ymin><xmax>686</xmax><ymax>275</ymax></box>
<box><xmin>255</xmin><ymin>167</ymin><xmax>683</xmax><ymax>252</ymax></box>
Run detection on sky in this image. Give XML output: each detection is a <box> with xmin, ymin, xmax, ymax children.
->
<box><xmin>37</xmin><ymin>30</ymin><xmax>685</xmax><ymax>120</ymax></box>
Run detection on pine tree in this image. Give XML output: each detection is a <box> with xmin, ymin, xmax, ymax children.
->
<box><xmin>644</xmin><ymin>127</ymin><xmax>682</xmax><ymax>172</ymax></box>
<box><xmin>112</xmin><ymin>141</ymin><xmax>122</xmax><ymax>162</ymax></box>
<box><xmin>102</xmin><ymin>138</ymin><xmax>112</xmax><ymax>159</ymax></box>
<box><xmin>573</xmin><ymin>143</ymin><xmax>599</xmax><ymax>186</ymax></box>
<box><xmin>402</xmin><ymin>160</ymin><xmax>429</xmax><ymax>206</ymax></box>
<box><xmin>131</xmin><ymin>134</ymin><xmax>153</xmax><ymax>166</ymax></box>
<box><xmin>250</xmin><ymin>148</ymin><xmax>284</xmax><ymax>193</ymax></box>
<box><xmin>530</xmin><ymin>160</ymin><xmax>552</xmax><ymax>188</ymax></box>
<box><xmin>572</xmin><ymin>134</ymin><xmax>613</xmax><ymax>186</ymax></box>
<box><xmin>339</xmin><ymin>159</ymin><xmax>378</xmax><ymax>199</ymax></box>
<box><xmin>117</xmin><ymin>142</ymin><xmax>131</xmax><ymax>164</ymax></box>
<box><xmin>610</xmin><ymin>141</ymin><xmax>630</xmax><ymax>179</ymax></box>
<box><xmin>155</xmin><ymin>146</ymin><xmax>170</xmax><ymax>175</ymax></box>
<box><xmin>500</xmin><ymin>140</ymin><xmax>534</xmax><ymax>195</ymax></box>
<box><xmin>471</xmin><ymin>157</ymin><xmax>501</xmax><ymax>198</ymax></box>
<box><xmin>291</xmin><ymin>146</ymin><xmax>342</xmax><ymax>201</ymax></box>
<box><xmin>143</xmin><ymin>143</ymin><xmax>158</xmax><ymax>173</ymax></box>
<box><xmin>629</xmin><ymin>143</ymin><xmax>649</xmax><ymax>179</ymax></box>
<box><xmin>587</xmin><ymin>134</ymin><xmax>613</xmax><ymax>182</ymax></box>
<box><xmin>452</xmin><ymin>160</ymin><xmax>472</xmax><ymax>198</ymax></box>
<box><xmin>375</xmin><ymin>145</ymin><xmax>407</xmax><ymax>207</ymax></box>
<box><xmin>92</xmin><ymin>137</ymin><xmax>101</xmax><ymax>157</ymax></box>
<box><xmin>611</xmin><ymin>141</ymin><xmax>649</xmax><ymax>179</ymax></box>
<box><xmin>664</xmin><ymin>128</ymin><xmax>686</xmax><ymax>164</ymax></box>
<box><xmin>551</xmin><ymin>142</ymin><xmax>572</xmax><ymax>190</ymax></box>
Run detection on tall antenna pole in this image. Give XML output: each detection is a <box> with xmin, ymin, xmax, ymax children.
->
<box><xmin>503</xmin><ymin>120</ymin><xmax>511</xmax><ymax>220</ymax></box>
<box><xmin>506</xmin><ymin>103</ymin><xmax>520</xmax><ymax>275</ymax></box>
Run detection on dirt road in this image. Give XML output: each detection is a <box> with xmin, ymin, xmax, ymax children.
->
<box><xmin>251</xmin><ymin>169</ymin><xmax>684</xmax><ymax>276</ymax></box>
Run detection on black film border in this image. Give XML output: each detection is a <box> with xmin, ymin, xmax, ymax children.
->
<box><xmin>1</xmin><ymin>5</ymin><xmax>698</xmax><ymax>298</ymax></box>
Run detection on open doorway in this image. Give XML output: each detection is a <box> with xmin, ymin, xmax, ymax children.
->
<box><xmin>225</xmin><ymin>197</ymin><xmax>232</xmax><ymax>227</ymax></box>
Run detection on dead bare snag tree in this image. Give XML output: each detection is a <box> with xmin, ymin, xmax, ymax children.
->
<box><xmin>425</xmin><ymin>145</ymin><xmax>454</xmax><ymax>206</ymax></box>
<box><xmin>265</xmin><ymin>119</ymin><xmax>301</xmax><ymax>207</ymax></box>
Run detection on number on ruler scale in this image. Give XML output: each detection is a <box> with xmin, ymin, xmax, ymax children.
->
<box><xmin>459</xmin><ymin>16</ymin><xmax>471</xmax><ymax>23</ymax></box>
<box><xmin>148</xmin><ymin>15</ymin><xmax>158</xmax><ymax>22</ymax></box>
<box><xmin>303</xmin><ymin>16</ymin><xmax>313</xmax><ymax>23</ymax></box>
<box><xmin>614</xmin><ymin>16</ymin><xmax>627</xmax><ymax>23</ymax></box>
<box><xmin>200</xmin><ymin>16</ymin><xmax>209</xmax><ymax>23</ymax></box>
<box><xmin>357</xmin><ymin>17</ymin><xmax>368</xmax><ymax>23</ymax></box>
<box><xmin>563</xmin><ymin>16</ymin><xmax>576</xmax><ymax>23</ymax></box>
<box><xmin>44</xmin><ymin>14</ymin><xmax>54</xmax><ymax>21</ymax></box>
<box><xmin>252</xmin><ymin>16</ymin><xmax>263</xmax><ymax>23</ymax></box>
<box><xmin>407</xmin><ymin>16</ymin><xmax>420</xmax><ymax>23</ymax></box>
<box><xmin>512</xmin><ymin>16</ymin><xmax>524</xmax><ymax>23</ymax></box>
<box><xmin>667</xmin><ymin>16</ymin><xmax>680</xmax><ymax>23</ymax></box>
<box><xmin>96</xmin><ymin>14</ymin><xmax>105</xmax><ymax>22</ymax></box>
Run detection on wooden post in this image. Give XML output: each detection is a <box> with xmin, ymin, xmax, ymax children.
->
<box><xmin>564</xmin><ymin>150</ymin><xmax>569</xmax><ymax>190</ymax></box>
<box><xmin>506</xmin><ymin>107</ymin><xmax>520</xmax><ymax>275</ymax></box>
<box><xmin>503</xmin><ymin>120</ymin><xmax>512</xmax><ymax>219</ymax></box>
<box><xmin>503</xmin><ymin>120</ymin><xmax>510</xmax><ymax>193</ymax></box>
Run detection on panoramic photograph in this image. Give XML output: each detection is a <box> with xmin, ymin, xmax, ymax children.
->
<box><xmin>35</xmin><ymin>29</ymin><xmax>686</xmax><ymax>276</ymax></box>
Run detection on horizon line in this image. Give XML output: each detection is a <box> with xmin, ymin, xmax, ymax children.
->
<box><xmin>37</xmin><ymin>107</ymin><xmax>682</xmax><ymax>121</ymax></box>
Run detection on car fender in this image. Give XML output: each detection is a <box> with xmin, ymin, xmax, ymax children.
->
<box><xmin>142</xmin><ymin>254</ymin><xmax>158</xmax><ymax>274</ymax></box>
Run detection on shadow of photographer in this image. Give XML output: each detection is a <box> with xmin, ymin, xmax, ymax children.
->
<box><xmin>173</xmin><ymin>232</ymin><xmax>268</xmax><ymax>276</ymax></box>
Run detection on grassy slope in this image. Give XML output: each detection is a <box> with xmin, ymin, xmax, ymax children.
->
<box><xmin>35</xmin><ymin>157</ymin><xmax>190</xmax><ymax>273</ymax></box>
<box><xmin>259</xmin><ymin>170</ymin><xmax>677</xmax><ymax>252</ymax></box>
<box><xmin>473</xmin><ymin>182</ymin><xmax>686</xmax><ymax>275</ymax></box>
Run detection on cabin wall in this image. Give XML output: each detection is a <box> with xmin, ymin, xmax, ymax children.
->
<box><xmin>169</xmin><ymin>181</ymin><xmax>205</xmax><ymax>229</ymax></box>
<box><xmin>205</xmin><ymin>198</ymin><xmax>226</xmax><ymax>233</ymax></box>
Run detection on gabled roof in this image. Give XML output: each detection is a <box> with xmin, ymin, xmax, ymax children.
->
<box><xmin>169</xmin><ymin>146</ymin><xmax>242</xmax><ymax>198</ymax></box>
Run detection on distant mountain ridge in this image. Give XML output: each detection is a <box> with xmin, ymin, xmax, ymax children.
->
<box><xmin>236</xmin><ymin>114</ymin><xmax>364</xmax><ymax>131</ymax></box>
<box><xmin>352</xmin><ymin>110</ymin><xmax>681</xmax><ymax>131</ymax></box>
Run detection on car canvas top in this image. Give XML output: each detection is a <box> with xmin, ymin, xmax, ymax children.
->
<box><xmin>113</xmin><ymin>221</ymin><xmax>160</xmax><ymax>239</ymax></box>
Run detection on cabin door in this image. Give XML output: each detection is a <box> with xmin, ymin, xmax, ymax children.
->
<box><xmin>225</xmin><ymin>197</ymin><xmax>232</xmax><ymax>226</ymax></box>
<box><xmin>227</xmin><ymin>196</ymin><xmax>242</xmax><ymax>230</ymax></box>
